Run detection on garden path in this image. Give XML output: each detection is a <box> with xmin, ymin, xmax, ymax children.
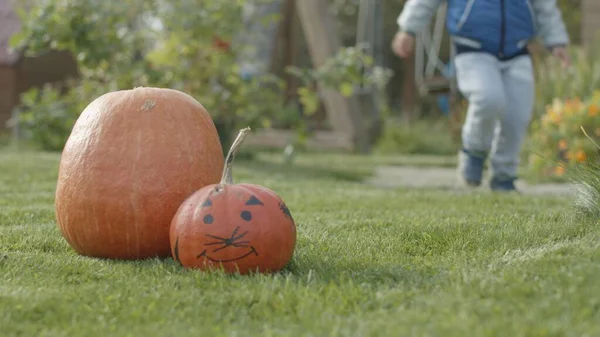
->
<box><xmin>365</xmin><ymin>165</ymin><xmax>575</xmax><ymax>196</ymax></box>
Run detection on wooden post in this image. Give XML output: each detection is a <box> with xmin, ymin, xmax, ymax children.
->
<box><xmin>295</xmin><ymin>0</ymin><xmax>370</xmax><ymax>153</ymax></box>
<box><xmin>401</xmin><ymin>55</ymin><xmax>417</xmax><ymax>122</ymax></box>
<box><xmin>281</xmin><ymin>0</ymin><xmax>298</xmax><ymax>103</ymax></box>
<box><xmin>582</xmin><ymin>0</ymin><xmax>600</xmax><ymax>47</ymax></box>
<box><xmin>0</xmin><ymin>66</ymin><xmax>17</xmax><ymax>131</ymax></box>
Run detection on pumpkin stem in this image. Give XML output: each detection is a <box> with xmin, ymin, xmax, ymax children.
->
<box><xmin>220</xmin><ymin>127</ymin><xmax>252</xmax><ymax>185</ymax></box>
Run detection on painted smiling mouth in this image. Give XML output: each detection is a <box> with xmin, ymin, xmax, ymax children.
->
<box><xmin>197</xmin><ymin>226</ymin><xmax>258</xmax><ymax>262</ymax></box>
<box><xmin>172</xmin><ymin>226</ymin><xmax>259</xmax><ymax>264</ymax></box>
<box><xmin>195</xmin><ymin>246</ymin><xmax>258</xmax><ymax>262</ymax></box>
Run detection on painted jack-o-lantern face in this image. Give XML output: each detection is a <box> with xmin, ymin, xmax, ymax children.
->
<box><xmin>170</xmin><ymin>182</ymin><xmax>296</xmax><ymax>274</ymax></box>
<box><xmin>170</xmin><ymin>127</ymin><xmax>297</xmax><ymax>274</ymax></box>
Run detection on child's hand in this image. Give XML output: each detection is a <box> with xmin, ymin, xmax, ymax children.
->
<box><xmin>391</xmin><ymin>31</ymin><xmax>415</xmax><ymax>58</ymax></box>
<box><xmin>551</xmin><ymin>46</ymin><xmax>571</xmax><ymax>68</ymax></box>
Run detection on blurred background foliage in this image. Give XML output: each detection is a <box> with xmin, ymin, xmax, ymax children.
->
<box><xmin>7</xmin><ymin>0</ymin><xmax>595</xmax><ymax>163</ymax></box>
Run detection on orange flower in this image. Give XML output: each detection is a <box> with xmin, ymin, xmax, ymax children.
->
<box><xmin>548</xmin><ymin>111</ymin><xmax>562</xmax><ymax>124</ymax></box>
<box><xmin>588</xmin><ymin>104</ymin><xmax>599</xmax><ymax>116</ymax></box>
<box><xmin>558</xmin><ymin>139</ymin><xmax>568</xmax><ymax>150</ymax></box>
<box><xmin>575</xmin><ymin>150</ymin><xmax>587</xmax><ymax>163</ymax></box>
<box><xmin>564</xmin><ymin>99</ymin><xmax>579</xmax><ymax>115</ymax></box>
<box><xmin>564</xmin><ymin>102</ymin><xmax>573</xmax><ymax>115</ymax></box>
<box><xmin>554</xmin><ymin>165</ymin><xmax>565</xmax><ymax>176</ymax></box>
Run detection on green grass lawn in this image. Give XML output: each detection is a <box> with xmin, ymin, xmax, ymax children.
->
<box><xmin>1</xmin><ymin>149</ymin><xmax>599</xmax><ymax>336</ymax></box>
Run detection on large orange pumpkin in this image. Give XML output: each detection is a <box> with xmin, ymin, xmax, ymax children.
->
<box><xmin>170</xmin><ymin>127</ymin><xmax>296</xmax><ymax>274</ymax></box>
<box><xmin>55</xmin><ymin>87</ymin><xmax>224</xmax><ymax>260</ymax></box>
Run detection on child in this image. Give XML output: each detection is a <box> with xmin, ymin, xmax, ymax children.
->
<box><xmin>392</xmin><ymin>0</ymin><xmax>571</xmax><ymax>192</ymax></box>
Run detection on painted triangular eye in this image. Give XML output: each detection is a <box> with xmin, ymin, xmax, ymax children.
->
<box><xmin>201</xmin><ymin>199</ymin><xmax>212</xmax><ymax>208</ymax></box>
<box><xmin>246</xmin><ymin>195</ymin><xmax>264</xmax><ymax>206</ymax></box>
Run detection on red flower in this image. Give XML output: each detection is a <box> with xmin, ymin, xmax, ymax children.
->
<box><xmin>212</xmin><ymin>36</ymin><xmax>231</xmax><ymax>52</ymax></box>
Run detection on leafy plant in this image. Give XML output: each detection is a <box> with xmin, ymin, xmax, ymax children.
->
<box><xmin>527</xmin><ymin>93</ymin><xmax>600</xmax><ymax>179</ymax></box>
<box><xmin>13</xmin><ymin>79</ymin><xmax>110</xmax><ymax>151</ymax></box>
<box><xmin>285</xmin><ymin>44</ymin><xmax>394</xmax><ymax>147</ymax></box>
<box><xmin>10</xmin><ymin>0</ymin><xmax>394</xmax><ymax>153</ymax></box>
<box><xmin>145</xmin><ymin>0</ymin><xmax>287</xmax><ymax>150</ymax></box>
<box><xmin>10</xmin><ymin>0</ymin><xmax>286</xmax><ymax>152</ymax></box>
<box><xmin>531</xmin><ymin>40</ymin><xmax>600</xmax><ymax>120</ymax></box>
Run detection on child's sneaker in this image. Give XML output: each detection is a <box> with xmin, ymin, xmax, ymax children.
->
<box><xmin>457</xmin><ymin>149</ymin><xmax>486</xmax><ymax>187</ymax></box>
<box><xmin>490</xmin><ymin>176</ymin><xmax>519</xmax><ymax>192</ymax></box>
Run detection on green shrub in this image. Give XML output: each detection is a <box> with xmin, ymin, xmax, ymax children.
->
<box><xmin>532</xmin><ymin>41</ymin><xmax>600</xmax><ymax>120</ymax></box>
<box><xmin>526</xmin><ymin>36</ymin><xmax>600</xmax><ymax>182</ymax></box>
<box><xmin>286</xmin><ymin>44</ymin><xmax>394</xmax><ymax>148</ymax></box>
<box><xmin>528</xmin><ymin>94</ymin><xmax>600</xmax><ymax>180</ymax></box>
<box><xmin>10</xmin><ymin>0</ymin><xmax>394</xmax><ymax>153</ymax></box>
<box><xmin>15</xmin><ymin>87</ymin><xmax>76</xmax><ymax>152</ymax></box>
<box><xmin>14</xmin><ymin>80</ymin><xmax>111</xmax><ymax>151</ymax></box>
<box><xmin>10</xmin><ymin>0</ymin><xmax>289</xmax><ymax>152</ymax></box>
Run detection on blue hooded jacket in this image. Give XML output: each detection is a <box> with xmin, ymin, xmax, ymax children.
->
<box><xmin>398</xmin><ymin>0</ymin><xmax>569</xmax><ymax>60</ymax></box>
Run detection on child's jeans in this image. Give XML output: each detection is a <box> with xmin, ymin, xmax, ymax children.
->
<box><xmin>455</xmin><ymin>52</ymin><xmax>535</xmax><ymax>180</ymax></box>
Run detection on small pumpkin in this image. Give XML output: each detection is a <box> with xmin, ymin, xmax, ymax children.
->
<box><xmin>55</xmin><ymin>87</ymin><xmax>224</xmax><ymax>260</ymax></box>
<box><xmin>170</xmin><ymin>127</ymin><xmax>296</xmax><ymax>274</ymax></box>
